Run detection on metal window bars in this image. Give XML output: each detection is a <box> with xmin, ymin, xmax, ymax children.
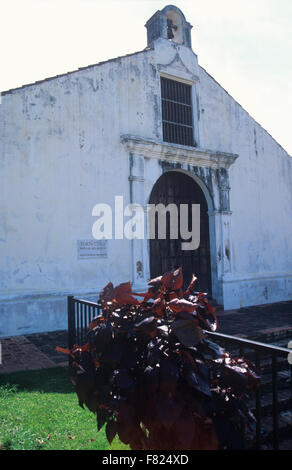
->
<box><xmin>161</xmin><ymin>77</ymin><xmax>194</xmax><ymax>147</ymax></box>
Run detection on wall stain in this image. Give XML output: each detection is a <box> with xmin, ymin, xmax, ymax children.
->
<box><xmin>254</xmin><ymin>128</ymin><xmax>258</xmax><ymax>157</ymax></box>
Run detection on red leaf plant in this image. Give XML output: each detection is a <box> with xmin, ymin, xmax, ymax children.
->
<box><xmin>57</xmin><ymin>268</ymin><xmax>260</xmax><ymax>450</ymax></box>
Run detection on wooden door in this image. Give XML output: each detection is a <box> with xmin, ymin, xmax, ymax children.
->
<box><xmin>149</xmin><ymin>171</ymin><xmax>212</xmax><ymax>294</ymax></box>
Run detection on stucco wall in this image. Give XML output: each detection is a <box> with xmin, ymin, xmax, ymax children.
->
<box><xmin>0</xmin><ymin>50</ymin><xmax>162</xmax><ymax>335</ymax></box>
<box><xmin>198</xmin><ymin>67</ymin><xmax>292</xmax><ymax>308</ymax></box>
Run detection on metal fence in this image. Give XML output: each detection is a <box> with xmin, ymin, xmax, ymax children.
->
<box><xmin>67</xmin><ymin>296</ymin><xmax>102</xmax><ymax>348</ymax></box>
<box><xmin>205</xmin><ymin>330</ymin><xmax>292</xmax><ymax>450</ymax></box>
<box><xmin>67</xmin><ymin>295</ymin><xmax>292</xmax><ymax>450</ymax></box>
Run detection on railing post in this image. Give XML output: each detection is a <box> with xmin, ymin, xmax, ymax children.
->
<box><xmin>255</xmin><ymin>350</ymin><xmax>261</xmax><ymax>449</ymax></box>
<box><xmin>67</xmin><ymin>296</ymin><xmax>76</xmax><ymax>350</ymax></box>
<box><xmin>272</xmin><ymin>352</ymin><xmax>279</xmax><ymax>450</ymax></box>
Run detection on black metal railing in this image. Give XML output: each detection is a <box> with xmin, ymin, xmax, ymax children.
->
<box><xmin>67</xmin><ymin>296</ymin><xmax>102</xmax><ymax>348</ymax></box>
<box><xmin>205</xmin><ymin>330</ymin><xmax>292</xmax><ymax>450</ymax></box>
<box><xmin>67</xmin><ymin>296</ymin><xmax>292</xmax><ymax>450</ymax></box>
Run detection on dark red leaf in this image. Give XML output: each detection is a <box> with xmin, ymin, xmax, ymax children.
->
<box><xmin>148</xmin><ymin>275</ymin><xmax>162</xmax><ymax>288</ymax></box>
<box><xmin>100</xmin><ymin>282</ymin><xmax>114</xmax><ymax>302</ymax></box>
<box><xmin>173</xmin><ymin>407</ymin><xmax>196</xmax><ymax>448</ymax></box>
<box><xmin>115</xmin><ymin>292</ymin><xmax>140</xmax><ymax>306</ymax></box>
<box><xmin>168</xmin><ymin>298</ymin><xmax>197</xmax><ymax>314</ymax></box>
<box><xmin>156</xmin><ymin>393</ymin><xmax>183</xmax><ymax>430</ymax></box>
<box><xmin>106</xmin><ymin>419</ymin><xmax>118</xmax><ymax>444</ymax></box>
<box><xmin>184</xmin><ymin>274</ymin><xmax>198</xmax><ymax>296</ymax></box>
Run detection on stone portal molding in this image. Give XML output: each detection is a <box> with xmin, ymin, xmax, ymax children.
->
<box><xmin>122</xmin><ymin>135</ymin><xmax>238</xmax><ymax>299</ymax></box>
<box><xmin>121</xmin><ymin>135</ymin><xmax>238</xmax><ymax>170</ymax></box>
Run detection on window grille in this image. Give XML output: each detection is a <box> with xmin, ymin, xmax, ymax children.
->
<box><xmin>161</xmin><ymin>77</ymin><xmax>194</xmax><ymax>147</ymax></box>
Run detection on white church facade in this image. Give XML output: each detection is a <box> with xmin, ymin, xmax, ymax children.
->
<box><xmin>1</xmin><ymin>5</ymin><xmax>292</xmax><ymax>337</ymax></box>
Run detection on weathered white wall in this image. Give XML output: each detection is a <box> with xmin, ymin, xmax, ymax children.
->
<box><xmin>0</xmin><ymin>49</ymin><xmax>162</xmax><ymax>336</ymax></box>
<box><xmin>0</xmin><ymin>37</ymin><xmax>291</xmax><ymax>336</ymax></box>
<box><xmin>198</xmin><ymin>67</ymin><xmax>292</xmax><ymax>308</ymax></box>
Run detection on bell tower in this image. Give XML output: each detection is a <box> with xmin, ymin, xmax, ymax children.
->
<box><xmin>145</xmin><ymin>5</ymin><xmax>193</xmax><ymax>49</ymax></box>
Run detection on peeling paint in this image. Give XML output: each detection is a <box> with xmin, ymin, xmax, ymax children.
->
<box><xmin>254</xmin><ymin>128</ymin><xmax>258</xmax><ymax>157</ymax></box>
<box><xmin>225</xmin><ymin>244</ymin><xmax>230</xmax><ymax>261</ymax></box>
<box><xmin>159</xmin><ymin>160</ymin><xmax>182</xmax><ymax>172</ymax></box>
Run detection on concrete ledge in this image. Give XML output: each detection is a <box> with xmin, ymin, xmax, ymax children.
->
<box><xmin>0</xmin><ymin>291</ymin><xmax>98</xmax><ymax>337</ymax></box>
<box><xmin>222</xmin><ymin>274</ymin><xmax>292</xmax><ymax>310</ymax></box>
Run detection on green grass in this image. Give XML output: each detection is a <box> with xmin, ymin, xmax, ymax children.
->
<box><xmin>0</xmin><ymin>367</ymin><xmax>129</xmax><ymax>450</ymax></box>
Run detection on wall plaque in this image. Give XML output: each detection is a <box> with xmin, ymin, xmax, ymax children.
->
<box><xmin>77</xmin><ymin>239</ymin><xmax>108</xmax><ymax>259</ymax></box>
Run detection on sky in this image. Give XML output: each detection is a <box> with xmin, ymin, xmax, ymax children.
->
<box><xmin>0</xmin><ymin>0</ymin><xmax>291</xmax><ymax>154</ymax></box>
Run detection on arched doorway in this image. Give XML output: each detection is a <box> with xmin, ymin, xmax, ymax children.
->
<box><xmin>149</xmin><ymin>171</ymin><xmax>212</xmax><ymax>294</ymax></box>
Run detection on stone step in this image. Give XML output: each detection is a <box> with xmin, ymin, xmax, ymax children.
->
<box><xmin>259</xmin><ymin>371</ymin><xmax>291</xmax><ymax>394</ymax></box>
<box><xmin>220</xmin><ymin>326</ymin><xmax>292</xmax><ymax>449</ymax></box>
<box><xmin>238</xmin><ymin>301</ymin><xmax>292</xmax><ymax>315</ymax></box>
<box><xmin>248</xmin><ymin>389</ymin><xmax>292</xmax><ymax>418</ymax></box>
<box><xmin>259</xmin><ymin>356</ymin><xmax>289</xmax><ymax>374</ymax></box>
<box><xmin>259</xmin><ymin>434</ymin><xmax>292</xmax><ymax>450</ymax></box>
<box><xmin>251</xmin><ymin>327</ymin><xmax>292</xmax><ymax>343</ymax></box>
<box><xmin>246</xmin><ymin>411</ymin><xmax>292</xmax><ymax>449</ymax></box>
<box><xmin>218</xmin><ymin>328</ymin><xmax>291</xmax><ymax>371</ymax></box>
